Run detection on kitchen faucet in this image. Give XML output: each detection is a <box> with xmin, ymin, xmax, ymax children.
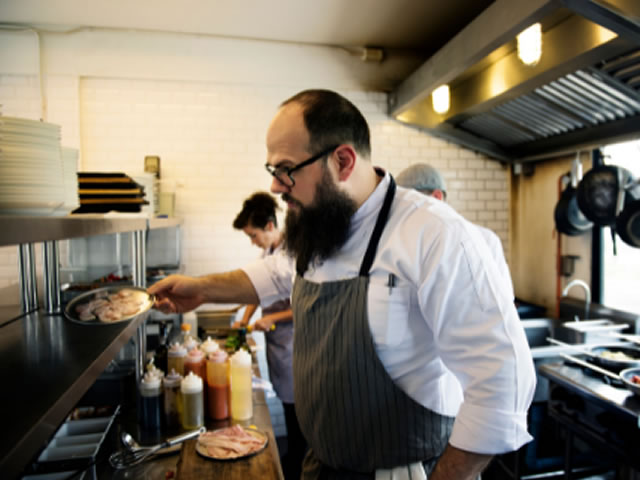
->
<box><xmin>561</xmin><ymin>279</ymin><xmax>591</xmax><ymax>321</ymax></box>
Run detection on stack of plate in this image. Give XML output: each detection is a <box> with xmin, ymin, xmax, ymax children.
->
<box><xmin>61</xmin><ymin>147</ymin><xmax>80</xmax><ymax>213</ymax></box>
<box><xmin>0</xmin><ymin>116</ymin><xmax>65</xmax><ymax>216</ymax></box>
<box><xmin>73</xmin><ymin>172</ymin><xmax>148</xmax><ymax>213</ymax></box>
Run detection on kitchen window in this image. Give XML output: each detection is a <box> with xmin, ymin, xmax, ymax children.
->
<box><xmin>600</xmin><ymin>140</ymin><xmax>640</xmax><ymax>315</ymax></box>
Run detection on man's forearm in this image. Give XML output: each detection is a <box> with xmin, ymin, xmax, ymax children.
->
<box><xmin>200</xmin><ymin>269</ymin><xmax>260</xmax><ymax>305</ymax></box>
<box><xmin>429</xmin><ymin>444</ymin><xmax>492</xmax><ymax>480</ymax></box>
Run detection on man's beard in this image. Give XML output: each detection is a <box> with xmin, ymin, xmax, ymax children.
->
<box><xmin>283</xmin><ymin>168</ymin><xmax>357</xmax><ymax>274</ymax></box>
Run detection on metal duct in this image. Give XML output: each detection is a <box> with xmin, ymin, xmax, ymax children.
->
<box><xmin>390</xmin><ymin>0</ymin><xmax>640</xmax><ymax>163</ymax></box>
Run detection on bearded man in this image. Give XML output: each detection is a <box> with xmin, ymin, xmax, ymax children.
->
<box><xmin>150</xmin><ymin>89</ymin><xmax>536</xmax><ymax>480</ymax></box>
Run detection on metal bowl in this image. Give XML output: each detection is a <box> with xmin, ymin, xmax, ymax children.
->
<box><xmin>64</xmin><ymin>285</ymin><xmax>154</xmax><ymax>325</ymax></box>
<box><xmin>619</xmin><ymin>367</ymin><xmax>640</xmax><ymax>396</ymax></box>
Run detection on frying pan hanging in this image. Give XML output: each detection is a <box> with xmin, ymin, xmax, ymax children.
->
<box><xmin>554</xmin><ymin>184</ymin><xmax>592</xmax><ymax>236</ymax></box>
<box><xmin>576</xmin><ymin>165</ymin><xmax>633</xmax><ymax>226</ymax></box>
<box><xmin>615</xmin><ymin>178</ymin><xmax>640</xmax><ymax>248</ymax></box>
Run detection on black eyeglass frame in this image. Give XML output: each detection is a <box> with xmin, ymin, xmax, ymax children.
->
<box><xmin>265</xmin><ymin>144</ymin><xmax>340</xmax><ymax>187</ymax></box>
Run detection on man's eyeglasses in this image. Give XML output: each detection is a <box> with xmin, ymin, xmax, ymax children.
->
<box><xmin>265</xmin><ymin>145</ymin><xmax>339</xmax><ymax>188</ymax></box>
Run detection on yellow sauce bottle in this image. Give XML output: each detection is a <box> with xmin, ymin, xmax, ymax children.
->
<box><xmin>230</xmin><ymin>349</ymin><xmax>253</xmax><ymax>421</ymax></box>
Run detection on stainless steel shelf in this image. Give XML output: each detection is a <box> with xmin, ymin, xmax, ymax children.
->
<box><xmin>147</xmin><ymin>217</ymin><xmax>182</xmax><ymax>230</ymax></box>
<box><xmin>0</xmin><ymin>309</ymin><xmax>145</xmax><ymax>479</ymax></box>
<box><xmin>0</xmin><ymin>215</ymin><xmax>179</xmax><ymax>479</ymax></box>
<box><xmin>0</xmin><ymin>216</ymin><xmax>147</xmax><ymax>247</ymax></box>
<box><xmin>0</xmin><ymin>215</ymin><xmax>182</xmax><ymax>247</ymax></box>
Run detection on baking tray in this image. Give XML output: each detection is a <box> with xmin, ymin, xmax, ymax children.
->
<box><xmin>33</xmin><ymin>406</ymin><xmax>119</xmax><ymax>478</ymax></box>
<box><xmin>64</xmin><ymin>286</ymin><xmax>154</xmax><ymax>325</ymax></box>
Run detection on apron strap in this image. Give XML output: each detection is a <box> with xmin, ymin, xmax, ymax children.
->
<box><xmin>359</xmin><ymin>175</ymin><xmax>396</xmax><ymax>277</ymax></box>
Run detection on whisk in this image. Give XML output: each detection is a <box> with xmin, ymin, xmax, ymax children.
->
<box><xmin>109</xmin><ymin>427</ymin><xmax>205</xmax><ymax>469</ymax></box>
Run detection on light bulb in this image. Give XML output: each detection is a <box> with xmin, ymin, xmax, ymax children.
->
<box><xmin>432</xmin><ymin>84</ymin><xmax>450</xmax><ymax>114</ymax></box>
<box><xmin>517</xmin><ymin>23</ymin><xmax>542</xmax><ymax>66</ymax></box>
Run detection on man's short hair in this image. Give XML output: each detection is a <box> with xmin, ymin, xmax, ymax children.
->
<box><xmin>281</xmin><ymin>89</ymin><xmax>371</xmax><ymax>159</ymax></box>
<box><xmin>233</xmin><ymin>192</ymin><xmax>280</xmax><ymax>230</ymax></box>
<box><xmin>396</xmin><ymin>163</ymin><xmax>447</xmax><ymax>199</ymax></box>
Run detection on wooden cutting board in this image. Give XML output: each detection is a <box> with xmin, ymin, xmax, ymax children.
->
<box><xmin>177</xmin><ymin>431</ymin><xmax>282</xmax><ymax>480</ymax></box>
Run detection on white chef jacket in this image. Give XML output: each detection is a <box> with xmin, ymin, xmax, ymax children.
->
<box><xmin>243</xmin><ymin>171</ymin><xmax>536</xmax><ymax>455</ymax></box>
<box><xmin>476</xmin><ymin>224</ymin><xmax>515</xmax><ymax>300</ymax></box>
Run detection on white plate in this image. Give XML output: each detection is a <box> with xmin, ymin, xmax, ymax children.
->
<box><xmin>195</xmin><ymin>426</ymin><xmax>268</xmax><ymax>461</ymax></box>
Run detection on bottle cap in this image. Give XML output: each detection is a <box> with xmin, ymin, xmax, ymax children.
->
<box><xmin>208</xmin><ymin>349</ymin><xmax>228</xmax><ymax>363</ymax></box>
<box><xmin>168</xmin><ymin>342</ymin><xmax>187</xmax><ymax>357</ymax></box>
<box><xmin>230</xmin><ymin>349</ymin><xmax>251</xmax><ymax>366</ymax></box>
<box><xmin>141</xmin><ymin>371</ymin><xmax>161</xmax><ymax>390</ymax></box>
<box><xmin>181</xmin><ymin>371</ymin><xmax>203</xmax><ymax>393</ymax></box>
<box><xmin>163</xmin><ymin>368</ymin><xmax>183</xmax><ymax>388</ymax></box>
<box><xmin>185</xmin><ymin>346</ymin><xmax>205</xmax><ymax>363</ymax></box>
<box><xmin>200</xmin><ymin>336</ymin><xmax>219</xmax><ymax>354</ymax></box>
<box><xmin>183</xmin><ymin>335</ymin><xmax>198</xmax><ymax>352</ymax></box>
<box><xmin>181</xmin><ymin>323</ymin><xmax>192</xmax><ymax>332</ymax></box>
<box><xmin>148</xmin><ymin>364</ymin><xmax>164</xmax><ymax>380</ymax></box>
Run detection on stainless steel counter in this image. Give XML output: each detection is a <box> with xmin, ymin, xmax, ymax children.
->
<box><xmin>0</xmin><ymin>310</ymin><xmax>145</xmax><ymax>479</ymax></box>
<box><xmin>539</xmin><ymin>360</ymin><xmax>640</xmax><ymax>474</ymax></box>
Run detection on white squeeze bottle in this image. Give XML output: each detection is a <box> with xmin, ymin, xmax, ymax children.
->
<box><xmin>181</xmin><ymin>371</ymin><xmax>204</xmax><ymax>429</ymax></box>
<box><xmin>230</xmin><ymin>349</ymin><xmax>253</xmax><ymax>420</ymax></box>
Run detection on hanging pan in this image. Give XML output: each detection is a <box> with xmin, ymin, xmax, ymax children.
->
<box><xmin>576</xmin><ymin>165</ymin><xmax>632</xmax><ymax>227</ymax></box>
<box><xmin>615</xmin><ymin>178</ymin><xmax>640</xmax><ymax>248</ymax></box>
<box><xmin>554</xmin><ymin>156</ymin><xmax>592</xmax><ymax>236</ymax></box>
<box><xmin>554</xmin><ymin>184</ymin><xmax>592</xmax><ymax>236</ymax></box>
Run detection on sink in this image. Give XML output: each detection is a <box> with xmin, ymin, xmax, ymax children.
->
<box><xmin>521</xmin><ymin>318</ymin><xmax>573</xmax><ymax>402</ymax></box>
<box><xmin>522</xmin><ymin>319</ymin><xmax>554</xmax><ymax>348</ymax></box>
<box><xmin>554</xmin><ymin>319</ymin><xmax>628</xmax><ymax>344</ymax></box>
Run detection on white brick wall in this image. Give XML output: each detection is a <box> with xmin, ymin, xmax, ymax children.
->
<box><xmin>0</xmin><ymin>39</ymin><xmax>510</xmax><ymax>437</ymax></box>
<box><xmin>0</xmin><ymin>46</ymin><xmax>510</xmax><ymax>299</ymax></box>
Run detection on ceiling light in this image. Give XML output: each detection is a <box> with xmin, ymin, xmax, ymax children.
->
<box><xmin>517</xmin><ymin>23</ymin><xmax>542</xmax><ymax>66</ymax></box>
<box><xmin>431</xmin><ymin>85</ymin><xmax>450</xmax><ymax>114</ymax></box>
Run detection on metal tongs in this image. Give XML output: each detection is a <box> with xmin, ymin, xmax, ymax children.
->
<box><xmin>109</xmin><ymin>427</ymin><xmax>205</xmax><ymax>469</ymax></box>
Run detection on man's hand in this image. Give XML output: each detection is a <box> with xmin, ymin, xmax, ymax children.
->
<box><xmin>429</xmin><ymin>444</ymin><xmax>492</xmax><ymax>480</ymax></box>
<box><xmin>252</xmin><ymin>316</ymin><xmax>276</xmax><ymax>332</ymax></box>
<box><xmin>148</xmin><ymin>274</ymin><xmax>207</xmax><ymax>314</ymax></box>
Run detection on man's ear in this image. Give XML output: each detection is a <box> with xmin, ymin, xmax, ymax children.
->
<box><xmin>265</xmin><ymin>220</ymin><xmax>275</xmax><ymax>232</ymax></box>
<box><xmin>432</xmin><ymin>189</ymin><xmax>445</xmax><ymax>201</ymax></box>
<box><xmin>333</xmin><ymin>144</ymin><xmax>357</xmax><ymax>181</ymax></box>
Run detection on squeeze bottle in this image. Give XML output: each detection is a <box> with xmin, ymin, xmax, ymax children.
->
<box><xmin>230</xmin><ymin>349</ymin><xmax>253</xmax><ymax>421</ymax></box>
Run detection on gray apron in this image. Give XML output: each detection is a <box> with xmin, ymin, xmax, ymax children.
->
<box><xmin>292</xmin><ymin>176</ymin><xmax>454</xmax><ymax>479</ymax></box>
<box><xmin>263</xmin><ymin>297</ymin><xmax>294</xmax><ymax>403</ymax></box>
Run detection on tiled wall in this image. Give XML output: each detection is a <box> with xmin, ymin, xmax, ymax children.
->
<box><xmin>0</xmin><ymin>72</ymin><xmax>509</xmax><ymax>298</ymax></box>
<box><xmin>0</xmin><ymin>53</ymin><xmax>509</xmax><ymax>438</ymax></box>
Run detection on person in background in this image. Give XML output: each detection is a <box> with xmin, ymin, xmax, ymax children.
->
<box><xmin>150</xmin><ymin>89</ymin><xmax>536</xmax><ymax>480</ymax></box>
<box><xmin>395</xmin><ymin>163</ymin><xmax>514</xmax><ymax>299</ymax></box>
<box><xmin>230</xmin><ymin>191</ymin><xmax>306</xmax><ymax>480</ymax></box>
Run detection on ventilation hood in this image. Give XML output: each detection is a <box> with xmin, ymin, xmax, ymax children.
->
<box><xmin>389</xmin><ymin>0</ymin><xmax>640</xmax><ymax>163</ymax></box>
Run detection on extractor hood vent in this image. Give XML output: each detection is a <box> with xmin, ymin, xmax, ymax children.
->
<box><xmin>390</xmin><ymin>0</ymin><xmax>640</xmax><ymax>163</ymax></box>
<box><xmin>458</xmin><ymin>50</ymin><xmax>640</xmax><ymax>150</ymax></box>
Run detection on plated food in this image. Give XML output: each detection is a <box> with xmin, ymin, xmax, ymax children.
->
<box><xmin>65</xmin><ymin>286</ymin><xmax>154</xmax><ymax>324</ymax></box>
<box><xmin>599</xmin><ymin>349</ymin><xmax>636</xmax><ymax>361</ymax></box>
<box><xmin>589</xmin><ymin>345</ymin><xmax>640</xmax><ymax>370</ymax></box>
<box><xmin>196</xmin><ymin>425</ymin><xmax>267</xmax><ymax>460</ymax></box>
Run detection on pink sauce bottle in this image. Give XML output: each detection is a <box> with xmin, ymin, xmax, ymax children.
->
<box><xmin>183</xmin><ymin>346</ymin><xmax>206</xmax><ymax>381</ymax></box>
<box><xmin>206</xmin><ymin>349</ymin><xmax>230</xmax><ymax>420</ymax></box>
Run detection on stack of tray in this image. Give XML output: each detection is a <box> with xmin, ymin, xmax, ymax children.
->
<box><xmin>24</xmin><ymin>406</ymin><xmax>119</xmax><ymax>480</ymax></box>
<box><xmin>72</xmin><ymin>172</ymin><xmax>148</xmax><ymax>213</ymax></box>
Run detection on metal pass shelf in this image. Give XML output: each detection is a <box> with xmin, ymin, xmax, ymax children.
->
<box><xmin>0</xmin><ymin>214</ymin><xmax>181</xmax><ymax>479</ymax></box>
<box><xmin>0</xmin><ymin>215</ymin><xmax>181</xmax><ymax>247</ymax></box>
<box><xmin>0</xmin><ymin>310</ymin><xmax>144</xmax><ymax>479</ymax></box>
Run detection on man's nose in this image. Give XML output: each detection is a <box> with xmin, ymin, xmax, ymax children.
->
<box><xmin>270</xmin><ymin>176</ymin><xmax>289</xmax><ymax>195</ymax></box>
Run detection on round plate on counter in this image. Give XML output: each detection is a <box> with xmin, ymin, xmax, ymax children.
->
<box><xmin>64</xmin><ymin>285</ymin><xmax>154</xmax><ymax>325</ymax></box>
<box><xmin>196</xmin><ymin>425</ymin><xmax>268</xmax><ymax>461</ymax></box>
